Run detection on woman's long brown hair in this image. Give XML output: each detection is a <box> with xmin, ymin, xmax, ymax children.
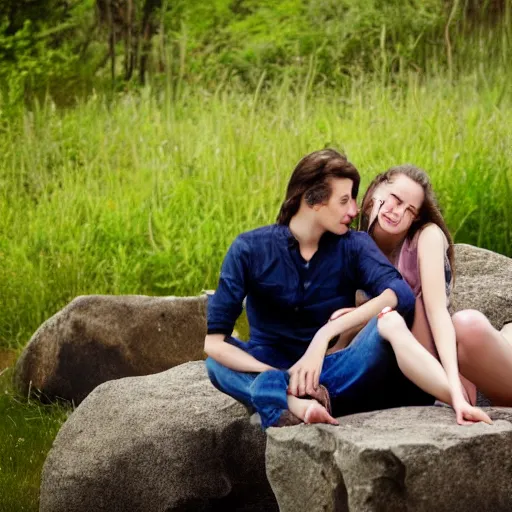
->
<box><xmin>359</xmin><ymin>164</ymin><xmax>455</xmax><ymax>274</ymax></box>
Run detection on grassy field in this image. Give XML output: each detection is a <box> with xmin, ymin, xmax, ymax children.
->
<box><xmin>0</xmin><ymin>64</ymin><xmax>511</xmax><ymax>509</ymax></box>
<box><xmin>1</xmin><ymin>70</ymin><xmax>511</xmax><ymax>351</ymax></box>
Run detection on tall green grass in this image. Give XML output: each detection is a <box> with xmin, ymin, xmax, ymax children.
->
<box><xmin>1</xmin><ymin>69</ymin><xmax>511</xmax><ymax>350</ymax></box>
<box><xmin>0</xmin><ymin>366</ymin><xmax>70</xmax><ymax>512</ymax></box>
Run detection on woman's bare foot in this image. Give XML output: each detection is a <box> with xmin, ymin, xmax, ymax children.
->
<box><xmin>304</xmin><ymin>401</ymin><xmax>339</xmax><ymax>425</ymax></box>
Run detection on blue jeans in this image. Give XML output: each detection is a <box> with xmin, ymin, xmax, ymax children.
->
<box><xmin>206</xmin><ymin>318</ymin><xmax>434</xmax><ymax>429</ymax></box>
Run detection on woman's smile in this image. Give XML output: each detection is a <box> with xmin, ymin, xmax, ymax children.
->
<box><xmin>381</xmin><ymin>213</ymin><xmax>400</xmax><ymax>227</ymax></box>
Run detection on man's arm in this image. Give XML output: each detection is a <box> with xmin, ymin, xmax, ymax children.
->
<box><xmin>353</xmin><ymin>232</ymin><xmax>415</xmax><ymax>324</ymax></box>
<box><xmin>324</xmin><ymin>288</ymin><xmax>397</xmax><ymax>346</ymax></box>
<box><xmin>287</xmin><ymin>288</ymin><xmax>397</xmax><ymax>396</ymax></box>
<box><xmin>204</xmin><ymin>236</ymin><xmax>275</xmax><ymax>373</ymax></box>
<box><xmin>204</xmin><ymin>334</ymin><xmax>274</xmax><ymax>372</ymax></box>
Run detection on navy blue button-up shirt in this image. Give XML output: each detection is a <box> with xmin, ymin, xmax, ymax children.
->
<box><xmin>208</xmin><ymin>224</ymin><xmax>415</xmax><ymax>359</ymax></box>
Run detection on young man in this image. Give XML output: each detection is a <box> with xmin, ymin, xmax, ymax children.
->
<box><xmin>205</xmin><ymin>149</ymin><xmax>433</xmax><ymax>429</ymax></box>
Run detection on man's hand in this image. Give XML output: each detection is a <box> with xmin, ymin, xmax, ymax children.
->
<box><xmin>288</xmin><ymin>348</ymin><xmax>325</xmax><ymax>397</ymax></box>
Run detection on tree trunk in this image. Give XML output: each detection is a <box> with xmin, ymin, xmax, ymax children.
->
<box><xmin>107</xmin><ymin>0</ymin><xmax>116</xmax><ymax>83</ymax></box>
<box><xmin>139</xmin><ymin>0</ymin><xmax>162</xmax><ymax>84</ymax></box>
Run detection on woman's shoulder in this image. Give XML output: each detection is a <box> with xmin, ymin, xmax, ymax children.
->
<box><xmin>417</xmin><ymin>223</ymin><xmax>449</xmax><ymax>249</ymax></box>
<box><xmin>416</xmin><ymin>224</ymin><xmax>453</xmax><ymax>300</ymax></box>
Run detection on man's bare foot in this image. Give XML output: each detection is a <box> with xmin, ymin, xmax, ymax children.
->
<box><xmin>304</xmin><ymin>401</ymin><xmax>339</xmax><ymax>425</ymax></box>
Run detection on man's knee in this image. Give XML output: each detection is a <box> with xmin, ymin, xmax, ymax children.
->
<box><xmin>205</xmin><ymin>356</ymin><xmax>224</xmax><ymax>388</ymax></box>
<box><xmin>250</xmin><ymin>369</ymin><xmax>288</xmax><ymax>397</ymax></box>
<box><xmin>355</xmin><ymin>317</ymin><xmax>395</xmax><ymax>366</ymax></box>
<box><xmin>326</xmin><ymin>318</ymin><xmax>397</xmax><ymax>388</ymax></box>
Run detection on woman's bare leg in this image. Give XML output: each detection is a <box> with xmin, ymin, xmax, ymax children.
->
<box><xmin>453</xmin><ymin>310</ymin><xmax>512</xmax><ymax>406</ymax></box>
<box><xmin>377</xmin><ymin>311</ymin><xmax>453</xmax><ymax>404</ymax></box>
<box><xmin>500</xmin><ymin>322</ymin><xmax>512</xmax><ymax>344</ymax></box>
<box><xmin>412</xmin><ymin>296</ymin><xmax>477</xmax><ymax>405</ymax></box>
<box><xmin>286</xmin><ymin>395</ymin><xmax>338</xmax><ymax>425</ymax></box>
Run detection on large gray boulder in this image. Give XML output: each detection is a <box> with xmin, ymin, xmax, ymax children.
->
<box><xmin>266</xmin><ymin>406</ymin><xmax>512</xmax><ymax>512</ymax></box>
<box><xmin>15</xmin><ymin>295</ymin><xmax>207</xmax><ymax>404</ymax></box>
<box><xmin>452</xmin><ymin>244</ymin><xmax>512</xmax><ymax>329</ymax></box>
<box><xmin>40</xmin><ymin>361</ymin><xmax>276</xmax><ymax>512</ymax></box>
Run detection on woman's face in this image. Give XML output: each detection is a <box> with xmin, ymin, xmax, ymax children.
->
<box><xmin>374</xmin><ymin>174</ymin><xmax>425</xmax><ymax>236</ymax></box>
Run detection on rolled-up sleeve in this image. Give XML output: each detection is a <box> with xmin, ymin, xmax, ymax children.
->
<box><xmin>207</xmin><ymin>235</ymin><xmax>251</xmax><ymax>335</ymax></box>
<box><xmin>353</xmin><ymin>233</ymin><xmax>415</xmax><ymax>326</ymax></box>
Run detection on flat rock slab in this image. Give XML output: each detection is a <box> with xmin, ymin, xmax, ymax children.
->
<box><xmin>15</xmin><ymin>295</ymin><xmax>207</xmax><ymax>404</ymax></box>
<box><xmin>40</xmin><ymin>361</ymin><xmax>276</xmax><ymax>512</ymax></box>
<box><xmin>452</xmin><ymin>244</ymin><xmax>512</xmax><ymax>329</ymax></box>
<box><xmin>266</xmin><ymin>406</ymin><xmax>512</xmax><ymax>512</ymax></box>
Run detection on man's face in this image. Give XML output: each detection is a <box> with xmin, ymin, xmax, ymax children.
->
<box><xmin>314</xmin><ymin>178</ymin><xmax>358</xmax><ymax>235</ymax></box>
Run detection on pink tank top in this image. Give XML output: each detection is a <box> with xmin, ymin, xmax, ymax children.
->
<box><xmin>396</xmin><ymin>228</ymin><xmax>452</xmax><ymax>299</ymax></box>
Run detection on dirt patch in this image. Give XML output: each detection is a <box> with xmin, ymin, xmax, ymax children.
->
<box><xmin>0</xmin><ymin>350</ymin><xmax>17</xmax><ymax>371</ymax></box>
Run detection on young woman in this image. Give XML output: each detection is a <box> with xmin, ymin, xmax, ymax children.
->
<box><xmin>327</xmin><ymin>164</ymin><xmax>512</xmax><ymax>425</ymax></box>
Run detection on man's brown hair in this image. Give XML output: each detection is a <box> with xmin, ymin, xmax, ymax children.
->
<box><xmin>276</xmin><ymin>149</ymin><xmax>360</xmax><ymax>225</ymax></box>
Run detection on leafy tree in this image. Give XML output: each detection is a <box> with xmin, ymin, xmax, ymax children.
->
<box><xmin>0</xmin><ymin>0</ymin><xmax>97</xmax><ymax>107</ymax></box>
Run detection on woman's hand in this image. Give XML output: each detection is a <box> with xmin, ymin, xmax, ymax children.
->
<box><xmin>452</xmin><ymin>396</ymin><xmax>493</xmax><ymax>426</ymax></box>
<box><xmin>288</xmin><ymin>348</ymin><xmax>325</xmax><ymax>397</ymax></box>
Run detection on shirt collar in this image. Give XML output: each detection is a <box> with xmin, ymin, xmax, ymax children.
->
<box><xmin>274</xmin><ymin>223</ymin><xmax>341</xmax><ymax>250</ymax></box>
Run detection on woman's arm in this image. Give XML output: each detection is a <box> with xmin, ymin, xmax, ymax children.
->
<box><xmin>288</xmin><ymin>288</ymin><xmax>398</xmax><ymax>396</ymax></box>
<box><xmin>376</xmin><ymin>310</ymin><xmax>492</xmax><ymax>425</ymax></box>
<box><xmin>354</xmin><ymin>232</ymin><xmax>416</xmax><ymax>324</ymax></box>
<box><xmin>417</xmin><ymin>225</ymin><xmax>465</xmax><ymax>403</ymax></box>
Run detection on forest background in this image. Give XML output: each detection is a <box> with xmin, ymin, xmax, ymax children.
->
<box><xmin>0</xmin><ymin>1</ymin><xmax>511</xmax><ymax>510</ymax></box>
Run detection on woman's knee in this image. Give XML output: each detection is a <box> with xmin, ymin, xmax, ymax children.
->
<box><xmin>453</xmin><ymin>309</ymin><xmax>493</xmax><ymax>353</ymax></box>
<box><xmin>377</xmin><ymin>310</ymin><xmax>409</xmax><ymax>346</ymax></box>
